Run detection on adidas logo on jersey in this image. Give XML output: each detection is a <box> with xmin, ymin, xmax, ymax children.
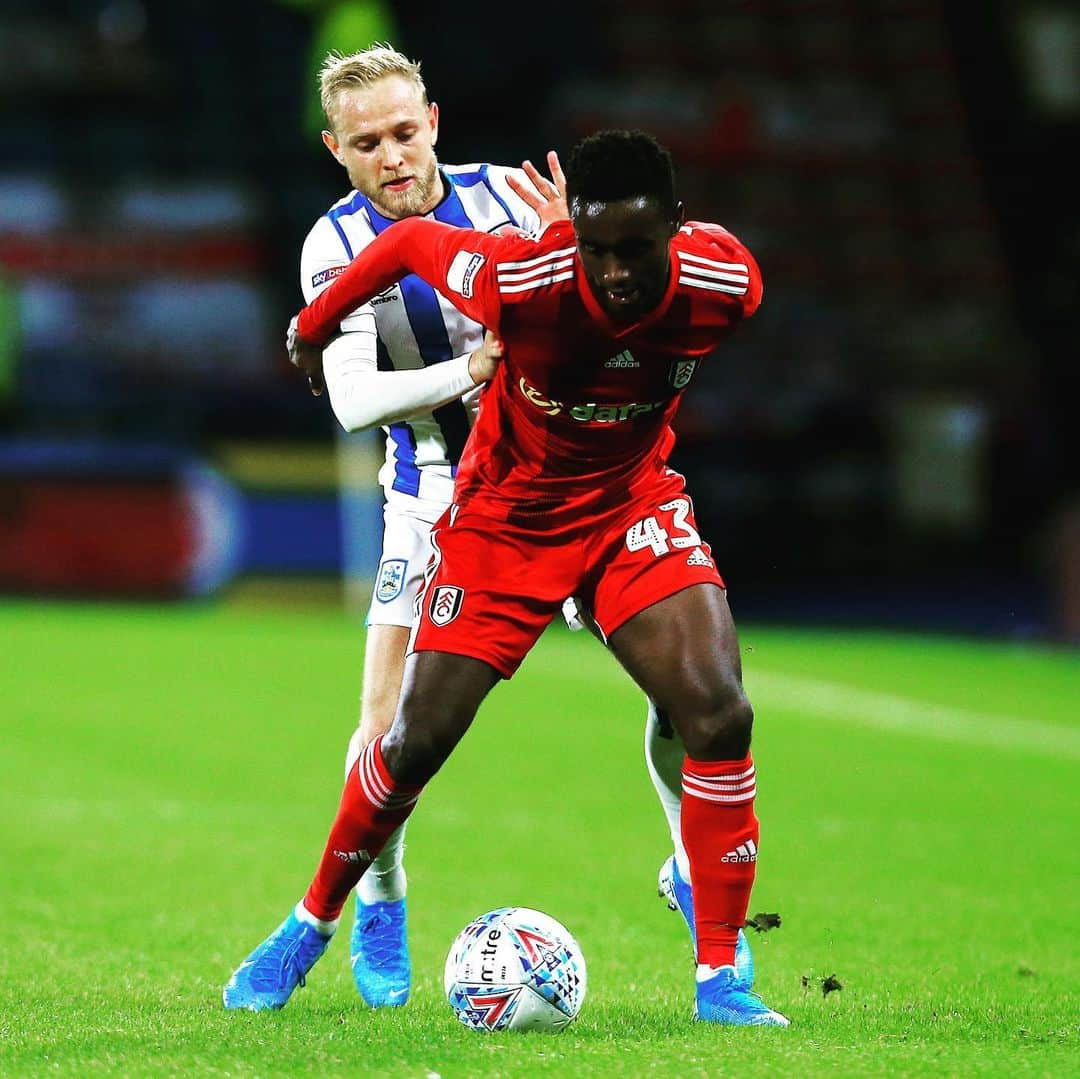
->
<box><xmin>721</xmin><ymin>839</ymin><xmax>757</xmax><ymax>863</ymax></box>
<box><xmin>604</xmin><ymin>350</ymin><xmax>639</xmax><ymax>368</ymax></box>
<box><xmin>687</xmin><ymin>547</ymin><xmax>713</xmax><ymax>567</ymax></box>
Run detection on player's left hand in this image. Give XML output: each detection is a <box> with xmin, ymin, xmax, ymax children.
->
<box><xmin>507</xmin><ymin>150</ymin><xmax>568</xmax><ymax>234</ymax></box>
<box><xmin>286</xmin><ymin>314</ymin><xmax>324</xmax><ymax>396</ymax></box>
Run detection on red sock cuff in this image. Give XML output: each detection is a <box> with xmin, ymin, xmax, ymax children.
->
<box><xmin>358</xmin><ymin>735</ymin><xmax>424</xmax><ymax>810</ymax></box>
<box><xmin>683</xmin><ymin>752</ymin><xmax>753</xmax><ymax>776</ymax></box>
<box><xmin>682</xmin><ymin>753</ymin><xmax>756</xmax><ymax>804</ymax></box>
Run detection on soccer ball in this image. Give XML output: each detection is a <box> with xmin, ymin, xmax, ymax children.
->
<box><xmin>443</xmin><ymin>906</ymin><xmax>587</xmax><ymax>1032</ymax></box>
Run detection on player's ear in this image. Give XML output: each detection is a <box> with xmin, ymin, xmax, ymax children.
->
<box><xmin>322</xmin><ymin>129</ymin><xmax>344</xmax><ymax>165</ymax></box>
<box><xmin>429</xmin><ymin>101</ymin><xmax>439</xmax><ymax>146</ymax></box>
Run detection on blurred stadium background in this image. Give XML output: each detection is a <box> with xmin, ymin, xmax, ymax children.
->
<box><xmin>0</xmin><ymin>0</ymin><xmax>1077</xmax><ymax>641</ymax></box>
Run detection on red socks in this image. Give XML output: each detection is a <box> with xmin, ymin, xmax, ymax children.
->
<box><xmin>681</xmin><ymin>753</ymin><xmax>759</xmax><ymax>967</ymax></box>
<box><xmin>303</xmin><ymin>736</ymin><xmax>423</xmax><ymax>922</ymax></box>
<box><xmin>302</xmin><ymin>738</ymin><xmax>761</xmax><ymax>959</ymax></box>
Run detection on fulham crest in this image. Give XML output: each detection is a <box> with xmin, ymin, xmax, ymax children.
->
<box><xmin>669</xmin><ymin>359</ymin><xmax>698</xmax><ymax>389</ymax></box>
<box><xmin>429</xmin><ymin>585</ymin><xmax>464</xmax><ymax>626</ymax></box>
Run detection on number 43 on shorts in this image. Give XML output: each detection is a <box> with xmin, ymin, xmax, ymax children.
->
<box><xmin>625</xmin><ymin>498</ymin><xmax>701</xmax><ymax>557</ymax></box>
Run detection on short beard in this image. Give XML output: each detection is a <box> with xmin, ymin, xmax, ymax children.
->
<box><xmin>354</xmin><ymin>156</ymin><xmax>440</xmax><ymax>219</ymax></box>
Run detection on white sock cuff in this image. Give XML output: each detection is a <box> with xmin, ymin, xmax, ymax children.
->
<box><xmin>357</xmin><ymin>864</ymin><xmax>407</xmax><ymax>904</ymax></box>
<box><xmin>696</xmin><ymin>963</ymin><xmax>737</xmax><ymax>982</ymax></box>
<box><xmin>295</xmin><ymin>900</ymin><xmax>339</xmax><ymax>937</ymax></box>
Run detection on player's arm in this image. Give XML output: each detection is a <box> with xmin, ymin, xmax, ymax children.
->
<box><xmin>294</xmin><ymin>218</ymin><xmax>378</xmax><ymax>398</ymax></box>
<box><xmin>321</xmin><ymin>330</ymin><xmax>504</xmax><ymax>432</ymax></box>
<box><xmin>294</xmin><ymin>219</ymin><xmax>502</xmax><ymax>422</ymax></box>
<box><xmin>295</xmin><ymin>217</ymin><xmax>504</xmax><ymax>349</ymax></box>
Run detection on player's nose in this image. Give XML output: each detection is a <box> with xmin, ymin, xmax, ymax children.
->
<box><xmin>600</xmin><ymin>258</ymin><xmax>632</xmax><ymax>285</ymax></box>
<box><xmin>378</xmin><ymin>141</ymin><xmax>405</xmax><ymax>169</ymax></box>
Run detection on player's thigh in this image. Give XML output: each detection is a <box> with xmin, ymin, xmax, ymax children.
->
<box><xmin>367</xmin><ymin>498</ymin><xmax>443</xmax><ymax>629</ymax></box>
<box><xmin>586</xmin><ymin>486</ymin><xmax>745</xmax><ymax>718</ymax></box>
<box><xmin>409</xmin><ymin>507</ymin><xmax>579</xmax><ymax>679</ymax></box>
<box><xmin>609</xmin><ymin>582</ymin><xmax>753</xmax><ymax>758</ymax></box>
<box><xmin>606</xmin><ymin>581</ymin><xmax>744</xmax><ymax>715</ymax></box>
<box><xmin>587</xmin><ymin>484</ymin><xmax>727</xmax><ymax>648</ymax></box>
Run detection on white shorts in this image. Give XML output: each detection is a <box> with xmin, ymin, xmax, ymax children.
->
<box><xmin>365</xmin><ymin>492</ymin><xmax>583</xmax><ymax>632</ymax></box>
<box><xmin>366</xmin><ymin>494</ymin><xmax>447</xmax><ymax>628</ymax></box>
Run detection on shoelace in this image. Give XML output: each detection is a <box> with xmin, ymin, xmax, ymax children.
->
<box><xmin>257</xmin><ymin>927</ymin><xmax>325</xmax><ymax>991</ymax></box>
<box><xmin>357</xmin><ymin>908</ymin><xmax>406</xmax><ymax>969</ymax></box>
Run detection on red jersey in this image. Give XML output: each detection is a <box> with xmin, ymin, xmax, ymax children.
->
<box><xmin>298</xmin><ymin>216</ymin><xmax>763</xmax><ymax>523</ymax></box>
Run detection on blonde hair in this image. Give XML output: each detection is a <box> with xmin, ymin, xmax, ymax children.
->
<box><xmin>319</xmin><ymin>44</ymin><xmax>428</xmax><ymax>129</ymax></box>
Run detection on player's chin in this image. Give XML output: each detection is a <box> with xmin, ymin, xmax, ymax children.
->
<box><xmin>376</xmin><ymin>188</ymin><xmax>425</xmax><ymax>218</ymax></box>
<box><xmin>603</xmin><ymin>290</ymin><xmax>646</xmax><ymax>319</ymax></box>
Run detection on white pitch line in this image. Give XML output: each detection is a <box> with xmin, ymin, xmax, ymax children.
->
<box><xmin>745</xmin><ymin>669</ymin><xmax>1080</xmax><ymax>760</ymax></box>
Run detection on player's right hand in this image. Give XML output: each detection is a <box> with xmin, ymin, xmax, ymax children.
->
<box><xmin>286</xmin><ymin>313</ymin><xmax>325</xmax><ymax>396</ymax></box>
<box><xmin>467</xmin><ymin>330</ymin><xmax>505</xmax><ymax>385</ymax></box>
<box><xmin>508</xmin><ymin>151</ymin><xmax>568</xmax><ymax>235</ymax></box>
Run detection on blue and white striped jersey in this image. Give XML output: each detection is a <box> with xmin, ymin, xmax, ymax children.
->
<box><xmin>300</xmin><ymin>163</ymin><xmax>540</xmax><ymax>505</ymax></box>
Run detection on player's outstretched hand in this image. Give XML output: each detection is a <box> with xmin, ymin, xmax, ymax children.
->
<box><xmin>286</xmin><ymin>313</ymin><xmax>324</xmax><ymax>396</ymax></box>
<box><xmin>467</xmin><ymin>329</ymin><xmax>505</xmax><ymax>385</ymax></box>
<box><xmin>507</xmin><ymin>151</ymin><xmax>568</xmax><ymax>234</ymax></box>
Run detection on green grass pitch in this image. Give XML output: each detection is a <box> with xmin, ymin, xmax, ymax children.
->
<box><xmin>1</xmin><ymin>600</ymin><xmax>1076</xmax><ymax>1077</ymax></box>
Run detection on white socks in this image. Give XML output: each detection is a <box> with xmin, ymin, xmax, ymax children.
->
<box><xmin>356</xmin><ymin>823</ymin><xmax>407</xmax><ymax>904</ymax></box>
<box><xmin>696</xmin><ymin>963</ymin><xmax>737</xmax><ymax>982</ymax></box>
<box><xmin>644</xmin><ymin>698</ymin><xmax>690</xmax><ymax>880</ymax></box>
<box><xmin>295</xmin><ymin>901</ymin><xmax>339</xmax><ymax>937</ymax></box>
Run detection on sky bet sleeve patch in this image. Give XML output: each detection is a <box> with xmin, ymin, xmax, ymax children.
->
<box><xmin>310</xmin><ymin>265</ymin><xmax>347</xmax><ymax>290</ymax></box>
<box><xmin>446</xmin><ymin>251</ymin><xmax>485</xmax><ymax>298</ymax></box>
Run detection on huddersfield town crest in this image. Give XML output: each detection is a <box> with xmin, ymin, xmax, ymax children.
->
<box><xmin>669</xmin><ymin>359</ymin><xmax>698</xmax><ymax>389</ymax></box>
<box><xmin>429</xmin><ymin>585</ymin><xmax>464</xmax><ymax>626</ymax></box>
<box><xmin>375</xmin><ymin>559</ymin><xmax>407</xmax><ymax>603</ymax></box>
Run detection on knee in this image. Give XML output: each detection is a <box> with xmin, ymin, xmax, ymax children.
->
<box><xmin>379</xmin><ymin>695</ymin><xmax>470</xmax><ymax>786</ymax></box>
<box><xmin>380</xmin><ymin>721</ymin><xmax>447</xmax><ymax>786</ymax></box>
<box><xmin>676</xmin><ymin>687</ymin><xmax>754</xmax><ymax>760</ymax></box>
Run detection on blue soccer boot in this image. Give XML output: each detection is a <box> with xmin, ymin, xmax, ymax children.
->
<box><xmin>222</xmin><ymin>910</ymin><xmax>332</xmax><ymax>1011</ymax></box>
<box><xmin>694</xmin><ymin>964</ymin><xmax>790</xmax><ymax>1027</ymax></box>
<box><xmin>658</xmin><ymin>855</ymin><xmax>754</xmax><ymax>986</ymax></box>
<box><xmin>351</xmin><ymin>897</ymin><xmax>411</xmax><ymax>1007</ymax></box>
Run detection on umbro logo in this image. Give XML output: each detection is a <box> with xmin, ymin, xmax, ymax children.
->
<box><xmin>604</xmin><ymin>350</ymin><xmax>639</xmax><ymax>368</ymax></box>
<box><xmin>721</xmin><ymin>839</ymin><xmax>757</xmax><ymax>863</ymax></box>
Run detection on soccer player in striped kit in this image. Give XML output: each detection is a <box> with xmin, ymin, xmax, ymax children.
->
<box><xmin>222</xmin><ymin>48</ymin><xmax>734</xmax><ymax>1013</ymax></box>
<box><xmin>268</xmin><ymin>129</ymin><xmax>789</xmax><ymax>1026</ymax></box>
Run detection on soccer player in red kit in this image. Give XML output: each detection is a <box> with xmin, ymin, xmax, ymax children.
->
<box><xmin>271</xmin><ymin>130</ymin><xmax>788</xmax><ymax>1026</ymax></box>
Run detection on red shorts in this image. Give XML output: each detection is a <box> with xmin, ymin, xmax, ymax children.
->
<box><xmin>408</xmin><ymin>471</ymin><xmax>725</xmax><ymax>677</ymax></box>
